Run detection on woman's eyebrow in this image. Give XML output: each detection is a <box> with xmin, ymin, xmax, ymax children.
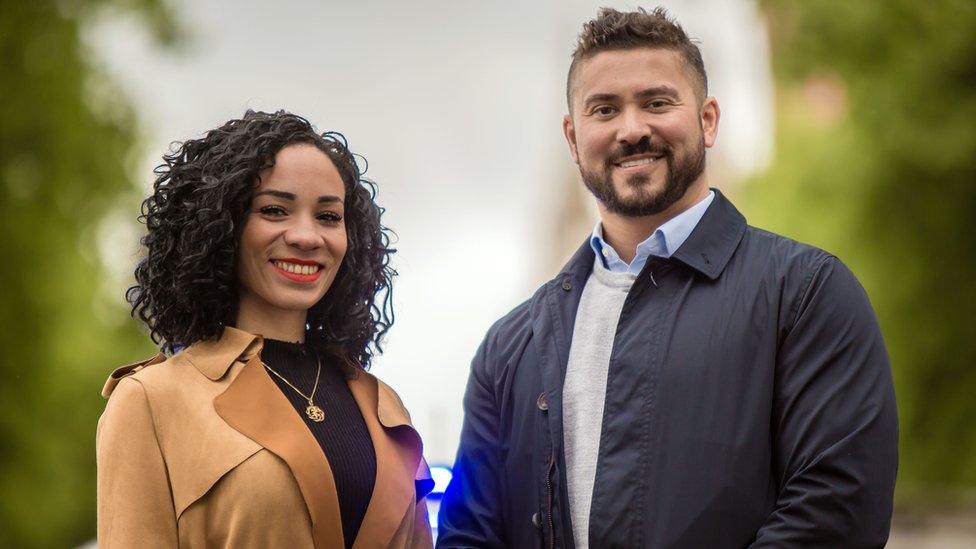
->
<box><xmin>254</xmin><ymin>189</ymin><xmax>343</xmax><ymax>204</ymax></box>
<box><xmin>254</xmin><ymin>189</ymin><xmax>295</xmax><ymax>201</ymax></box>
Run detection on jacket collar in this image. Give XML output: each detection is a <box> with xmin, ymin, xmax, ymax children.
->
<box><xmin>180</xmin><ymin>327</ymin><xmax>417</xmax><ymax>430</ymax></box>
<box><xmin>182</xmin><ymin>326</ymin><xmax>261</xmax><ymax>380</ymax></box>
<box><xmin>557</xmin><ymin>238</ymin><xmax>598</xmax><ymax>282</ymax></box>
<box><xmin>558</xmin><ymin>187</ymin><xmax>746</xmax><ymax>281</ymax></box>
<box><xmin>669</xmin><ymin>188</ymin><xmax>746</xmax><ymax>280</ymax></box>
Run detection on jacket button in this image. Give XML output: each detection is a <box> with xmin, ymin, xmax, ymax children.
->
<box><xmin>537</xmin><ymin>392</ymin><xmax>549</xmax><ymax>412</ymax></box>
<box><xmin>532</xmin><ymin>512</ymin><xmax>542</xmax><ymax>529</ymax></box>
<box><xmin>561</xmin><ymin>280</ymin><xmax>572</xmax><ymax>291</ymax></box>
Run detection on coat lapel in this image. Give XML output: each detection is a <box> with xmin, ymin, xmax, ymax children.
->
<box><xmin>347</xmin><ymin>370</ymin><xmax>424</xmax><ymax>549</ymax></box>
<box><xmin>213</xmin><ymin>343</ymin><xmax>345</xmax><ymax>549</ymax></box>
<box><xmin>191</xmin><ymin>327</ymin><xmax>424</xmax><ymax>549</ymax></box>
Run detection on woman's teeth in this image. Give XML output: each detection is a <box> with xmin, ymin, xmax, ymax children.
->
<box><xmin>274</xmin><ymin>261</ymin><xmax>321</xmax><ymax>275</ymax></box>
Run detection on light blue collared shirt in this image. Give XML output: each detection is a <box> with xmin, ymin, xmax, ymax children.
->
<box><xmin>590</xmin><ymin>190</ymin><xmax>715</xmax><ymax>275</ymax></box>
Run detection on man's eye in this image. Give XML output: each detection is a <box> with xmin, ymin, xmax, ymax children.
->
<box><xmin>594</xmin><ymin>106</ymin><xmax>616</xmax><ymax>116</ymax></box>
<box><xmin>259</xmin><ymin>205</ymin><xmax>286</xmax><ymax>216</ymax></box>
<box><xmin>647</xmin><ymin>100</ymin><xmax>669</xmax><ymax>109</ymax></box>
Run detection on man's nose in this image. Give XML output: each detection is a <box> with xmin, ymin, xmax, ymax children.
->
<box><xmin>616</xmin><ymin>108</ymin><xmax>652</xmax><ymax>144</ymax></box>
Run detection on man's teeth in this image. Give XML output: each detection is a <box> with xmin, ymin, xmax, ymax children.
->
<box><xmin>274</xmin><ymin>261</ymin><xmax>321</xmax><ymax>275</ymax></box>
<box><xmin>618</xmin><ymin>157</ymin><xmax>657</xmax><ymax>168</ymax></box>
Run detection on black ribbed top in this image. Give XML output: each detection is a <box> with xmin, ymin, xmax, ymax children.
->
<box><xmin>261</xmin><ymin>339</ymin><xmax>376</xmax><ymax>548</ymax></box>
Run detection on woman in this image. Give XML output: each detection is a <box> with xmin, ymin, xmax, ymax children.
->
<box><xmin>97</xmin><ymin>110</ymin><xmax>433</xmax><ymax>548</ymax></box>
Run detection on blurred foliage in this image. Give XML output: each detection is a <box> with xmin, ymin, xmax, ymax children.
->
<box><xmin>747</xmin><ymin>0</ymin><xmax>976</xmax><ymax>505</ymax></box>
<box><xmin>0</xmin><ymin>0</ymin><xmax>176</xmax><ymax>546</ymax></box>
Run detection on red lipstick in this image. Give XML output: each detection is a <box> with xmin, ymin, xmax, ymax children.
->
<box><xmin>270</xmin><ymin>258</ymin><xmax>324</xmax><ymax>283</ymax></box>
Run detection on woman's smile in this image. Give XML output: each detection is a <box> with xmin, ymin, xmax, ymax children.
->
<box><xmin>271</xmin><ymin>258</ymin><xmax>325</xmax><ymax>283</ymax></box>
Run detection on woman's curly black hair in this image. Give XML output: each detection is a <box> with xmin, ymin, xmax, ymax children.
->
<box><xmin>126</xmin><ymin>110</ymin><xmax>396</xmax><ymax>368</ymax></box>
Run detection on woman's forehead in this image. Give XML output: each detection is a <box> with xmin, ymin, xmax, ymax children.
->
<box><xmin>257</xmin><ymin>144</ymin><xmax>344</xmax><ymax>197</ymax></box>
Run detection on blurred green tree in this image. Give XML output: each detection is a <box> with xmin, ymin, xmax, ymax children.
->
<box><xmin>0</xmin><ymin>1</ymin><xmax>176</xmax><ymax>546</ymax></box>
<box><xmin>748</xmin><ymin>0</ymin><xmax>976</xmax><ymax>505</ymax></box>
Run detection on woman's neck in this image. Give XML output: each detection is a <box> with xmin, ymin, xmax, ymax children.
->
<box><xmin>235</xmin><ymin>292</ymin><xmax>307</xmax><ymax>343</ymax></box>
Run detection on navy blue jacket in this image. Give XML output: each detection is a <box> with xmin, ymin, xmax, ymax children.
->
<box><xmin>437</xmin><ymin>190</ymin><xmax>897</xmax><ymax>548</ymax></box>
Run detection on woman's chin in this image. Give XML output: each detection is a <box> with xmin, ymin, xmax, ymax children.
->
<box><xmin>259</xmin><ymin>287</ymin><xmax>329</xmax><ymax>315</ymax></box>
<box><xmin>276</xmin><ymin>296</ymin><xmax>327</xmax><ymax>314</ymax></box>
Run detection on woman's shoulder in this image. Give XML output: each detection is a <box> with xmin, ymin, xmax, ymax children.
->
<box><xmin>97</xmin><ymin>351</ymin><xmax>197</xmax><ymax>441</ymax></box>
<box><xmin>98</xmin><ymin>340</ymin><xmax>260</xmax><ymax>456</ymax></box>
<box><xmin>100</xmin><ymin>349</ymin><xmax>203</xmax><ymax>400</ymax></box>
<box><xmin>102</xmin><ymin>352</ymin><xmax>165</xmax><ymax>397</ymax></box>
<box><xmin>101</xmin><ymin>327</ymin><xmax>261</xmax><ymax>401</ymax></box>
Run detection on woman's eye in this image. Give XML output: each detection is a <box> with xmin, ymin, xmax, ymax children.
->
<box><xmin>318</xmin><ymin>212</ymin><xmax>343</xmax><ymax>223</ymax></box>
<box><xmin>258</xmin><ymin>205</ymin><xmax>286</xmax><ymax>216</ymax></box>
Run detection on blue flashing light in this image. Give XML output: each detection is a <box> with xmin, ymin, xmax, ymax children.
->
<box><xmin>429</xmin><ymin>464</ymin><xmax>453</xmax><ymax>496</ymax></box>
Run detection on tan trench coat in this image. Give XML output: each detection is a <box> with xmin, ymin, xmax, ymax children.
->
<box><xmin>96</xmin><ymin>327</ymin><xmax>433</xmax><ymax>548</ymax></box>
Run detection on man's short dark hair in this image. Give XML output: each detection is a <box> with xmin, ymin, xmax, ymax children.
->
<box><xmin>567</xmin><ymin>7</ymin><xmax>708</xmax><ymax>111</ymax></box>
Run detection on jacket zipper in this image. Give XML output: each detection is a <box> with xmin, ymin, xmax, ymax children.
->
<box><xmin>546</xmin><ymin>453</ymin><xmax>555</xmax><ymax>549</ymax></box>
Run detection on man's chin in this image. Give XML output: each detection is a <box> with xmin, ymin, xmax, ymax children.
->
<box><xmin>605</xmin><ymin>178</ymin><xmax>689</xmax><ymax>217</ymax></box>
<box><xmin>613</xmin><ymin>174</ymin><xmax>665</xmax><ymax>198</ymax></box>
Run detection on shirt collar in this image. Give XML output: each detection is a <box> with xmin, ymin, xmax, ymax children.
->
<box><xmin>557</xmin><ymin>188</ymin><xmax>747</xmax><ymax>285</ymax></box>
<box><xmin>590</xmin><ymin>190</ymin><xmax>715</xmax><ymax>275</ymax></box>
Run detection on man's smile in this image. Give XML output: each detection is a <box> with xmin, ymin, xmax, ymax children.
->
<box><xmin>612</xmin><ymin>153</ymin><xmax>665</xmax><ymax>170</ymax></box>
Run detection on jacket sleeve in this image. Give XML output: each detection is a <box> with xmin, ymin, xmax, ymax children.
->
<box><xmin>410</xmin><ymin>458</ymin><xmax>434</xmax><ymax>548</ymax></box>
<box><xmin>751</xmin><ymin>256</ymin><xmax>898</xmax><ymax>548</ymax></box>
<box><xmin>411</xmin><ymin>495</ymin><xmax>434</xmax><ymax>549</ymax></box>
<box><xmin>97</xmin><ymin>377</ymin><xmax>179</xmax><ymax>547</ymax></box>
<box><xmin>436</xmin><ymin>337</ymin><xmax>507</xmax><ymax>548</ymax></box>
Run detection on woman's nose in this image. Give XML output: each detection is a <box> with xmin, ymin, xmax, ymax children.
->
<box><xmin>283</xmin><ymin>218</ymin><xmax>323</xmax><ymax>250</ymax></box>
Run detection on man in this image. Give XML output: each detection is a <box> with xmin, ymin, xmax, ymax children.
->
<box><xmin>437</xmin><ymin>7</ymin><xmax>897</xmax><ymax>549</ymax></box>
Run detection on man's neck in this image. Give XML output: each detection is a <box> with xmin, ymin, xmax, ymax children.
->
<box><xmin>599</xmin><ymin>181</ymin><xmax>710</xmax><ymax>264</ymax></box>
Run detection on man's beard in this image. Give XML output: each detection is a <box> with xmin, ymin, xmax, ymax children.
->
<box><xmin>580</xmin><ymin>134</ymin><xmax>706</xmax><ymax>217</ymax></box>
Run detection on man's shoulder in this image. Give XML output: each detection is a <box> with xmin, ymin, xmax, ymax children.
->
<box><xmin>738</xmin><ymin>225</ymin><xmax>873</xmax><ymax>316</ymax></box>
<box><xmin>484</xmin><ymin>294</ymin><xmax>537</xmax><ymax>342</ymax></box>
<box><xmin>478</xmin><ymin>280</ymin><xmax>557</xmax><ymax>356</ymax></box>
<box><xmin>739</xmin><ymin>224</ymin><xmax>837</xmax><ymax>277</ymax></box>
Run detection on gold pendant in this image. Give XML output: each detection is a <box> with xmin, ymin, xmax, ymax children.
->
<box><xmin>305</xmin><ymin>404</ymin><xmax>325</xmax><ymax>422</ymax></box>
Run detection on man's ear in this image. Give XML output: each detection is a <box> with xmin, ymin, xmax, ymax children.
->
<box><xmin>701</xmin><ymin>96</ymin><xmax>721</xmax><ymax>148</ymax></box>
<box><xmin>563</xmin><ymin>114</ymin><xmax>580</xmax><ymax>164</ymax></box>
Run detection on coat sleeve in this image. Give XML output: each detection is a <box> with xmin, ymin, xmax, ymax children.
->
<box><xmin>97</xmin><ymin>377</ymin><xmax>179</xmax><ymax>547</ymax></box>
<box><xmin>411</xmin><ymin>496</ymin><xmax>434</xmax><ymax>549</ymax></box>
<box><xmin>751</xmin><ymin>256</ymin><xmax>898</xmax><ymax>548</ymax></box>
<box><xmin>436</xmin><ymin>336</ymin><xmax>507</xmax><ymax>548</ymax></box>
<box><xmin>410</xmin><ymin>458</ymin><xmax>434</xmax><ymax>548</ymax></box>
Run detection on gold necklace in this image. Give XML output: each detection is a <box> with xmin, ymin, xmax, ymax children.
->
<box><xmin>263</xmin><ymin>353</ymin><xmax>325</xmax><ymax>422</ymax></box>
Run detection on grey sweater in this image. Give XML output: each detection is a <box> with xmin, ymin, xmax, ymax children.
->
<box><xmin>562</xmin><ymin>257</ymin><xmax>637</xmax><ymax>548</ymax></box>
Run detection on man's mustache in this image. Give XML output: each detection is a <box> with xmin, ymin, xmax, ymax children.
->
<box><xmin>606</xmin><ymin>137</ymin><xmax>671</xmax><ymax>165</ymax></box>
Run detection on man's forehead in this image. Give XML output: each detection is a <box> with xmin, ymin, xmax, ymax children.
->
<box><xmin>572</xmin><ymin>48</ymin><xmax>696</xmax><ymax>104</ymax></box>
